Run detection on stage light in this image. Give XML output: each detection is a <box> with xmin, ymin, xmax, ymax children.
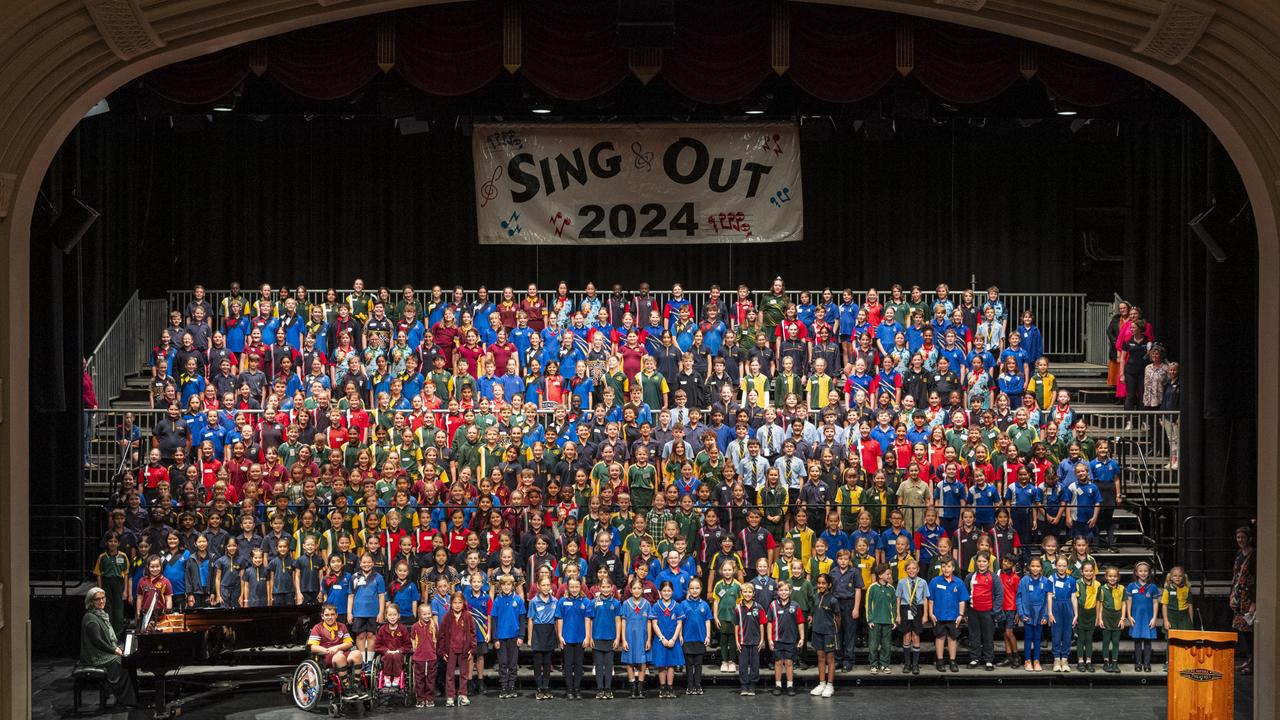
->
<box><xmin>531</xmin><ymin>103</ymin><xmax>553</xmax><ymax>115</ymax></box>
<box><xmin>743</xmin><ymin>107</ymin><xmax>765</xmax><ymax>115</ymax></box>
<box><xmin>212</xmin><ymin>98</ymin><xmax>235</xmax><ymax>112</ymax></box>
<box><xmin>1056</xmin><ymin>108</ymin><xmax>1078</xmax><ymax>116</ymax></box>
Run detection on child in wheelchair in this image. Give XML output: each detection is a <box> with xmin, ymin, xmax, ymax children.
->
<box><xmin>373</xmin><ymin>604</ymin><xmax>412</xmax><ymax>695</ymax></box>
<box><xmin>307</xmin><ymin>604</ymin><xmax>369</xmax><ymax>701</ymax></box>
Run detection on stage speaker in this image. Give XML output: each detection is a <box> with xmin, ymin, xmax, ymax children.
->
<box><xmin>48</xmin><ymin>193</ymin><xmax>99</xmax><ymax>254</ymax></box>
<box><xmin>618</xmin><ymin>0</ymin><xmax>674</xmax><ymax>47</ymax></box>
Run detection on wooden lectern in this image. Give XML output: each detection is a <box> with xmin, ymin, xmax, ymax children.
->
<box><xmin>1167</xmin><ymin>629</ymin><xmax>1237</xmax><ymax>720</ymax></box>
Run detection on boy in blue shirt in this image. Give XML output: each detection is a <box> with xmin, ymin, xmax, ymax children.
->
<box><xmin>927</xmin><ymin>558</ymin><xmax>969</xmax><ymax>672</ymax></box>
<box><xmin>586</xmin><ymin>577</ymin><xmax>622</xmax><ymax>698</ymax></box>
<box><xmin>1066</xmin><ymin>464</ymin><xmax>1102</xmax><ymax>541</ymax></box>
<box><xmin>489</xmin><ymin>573</ymin><xmax>526</xmax><ymax>699</ymax></box>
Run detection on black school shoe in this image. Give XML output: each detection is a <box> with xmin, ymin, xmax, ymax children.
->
<box><xmin>786</xmin><ymin>685</ymin><xmax>796</xmax><ymax>696</ymax></box>
<box><xmin>935</xmin><ymin>660</ymin><xmax>946</xmax><ymax>672</ymax></box>
<box><xmin>949</xmin><ymin>662</ymin><xmax>959</xmax><ymax>673</ymax></box>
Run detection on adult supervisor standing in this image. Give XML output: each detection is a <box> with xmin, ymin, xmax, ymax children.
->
<box><xmin>80</xmin><ymin>586</ymin><xmax>138</xmax><ymax>707</ymax></box>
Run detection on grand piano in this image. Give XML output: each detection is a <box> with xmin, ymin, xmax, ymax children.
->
<box><xmin>124</xmin><ymin>604</ymin><xmax>320</xmax><ymax>718</ymax></box>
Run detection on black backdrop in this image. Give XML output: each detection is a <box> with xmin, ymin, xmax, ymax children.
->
<box><xmin>32</xmin><ymin>110</ymin><xmax>1258</xmax><ymax>513</ymax></box>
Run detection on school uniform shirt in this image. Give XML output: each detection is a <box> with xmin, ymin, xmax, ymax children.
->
<box><xmin>321</xmin><ymin>571</ymin><xmax>351</xmax><ymax>613</ymax></box>
<box><xmin>895</xmin><ymin>575</ymin><xmax>929</xmax><ymax>611</ymax></box>
<box><xmin>242</xmin><ymin>565</ymin><xmax>270</xmax><ymax>606</ymax></box>
<box><xmin>587</xmin><ymin>595</ymin><xmax>621</xmax><ymax>641</ymax></box>
<box><xmin>464</xmin><ymin>588</ymin><xmax>492</xmax><ymax>643</ymax></box>
<box><xmin>1016</xmin><ymin>575</ymin><xmax>1052</xmax><ymax>616</ymax></box>
<box><xmin>680</xmin><ymin>598</ymin><xmax>712</xmax><ymax>643</ymax></box>
<box><xmin>294</xmin><ymin>553</ymin><xmax>324</xmax><ymax>596</ymax></box>
<box><xmin>966</xmin><ymin>571</ymin><xmax>1002</xmax><ymax>612</ymax></box>
<box><xmin>768</xmin><ymin>599</ymin><xmax>803</xmax><ymax>644</ymax></box>
<box><xmin>1068</xmin><ymin>481</ymin><xmax>1103</xmax><ymax>522</ymax></box>
<box><xmin>967</xmin><ymin>484</ymin><xmax>1001</xmax><ymax>527</ymax></box>
<box><xmin>749</xmin><ymin>575</ymin><xmax>777</xmax><ymax>610</ymax></box>
<box><xmin>736</xmin><ymin>601</ymin><xmax>767</xmax><ymax>646</ymax></box>
<box><xmin>308</xmin><ymin>621</ymin><xmax>353</xmax><ymax>650</ymax></box>
<box><xmin>928</xmin><ymin>575</ymin><xmax>969</xmax><ymax>621</ymax></box>
<box><xmin>556</xmin><ymin>594</ymin><xmax>592</xmax><ymax>644</ymax></box>
<box><xmin>350</xmin><ymin>571</ymin><xmax>386</xmax><ymax>618</ymax></box>
<box><xmin>1125</xmin><ymin>581</ymin><xmax>1160</xmax><ymax>639</ymax></box>
<box><xmin>866</xmin><ymin>583</ymin><xmax>897</xmax><ymax>624</ymax></box>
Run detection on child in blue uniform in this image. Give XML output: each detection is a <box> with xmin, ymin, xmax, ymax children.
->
<box><xmin>267</xmin><ymin>538</ymin><xmax>294</xmax><ymax>607</ymax></box>
<box><xmin>348</xmin><ymin>553</ymin><xmax>387</xmax><ymax>658</ymax></box>
<box><xmin>463</xmin><ymin>572</ymin><xmax>491</xmax><ymax>696</ymax></box>
<box><xmin>649</xmin><ymin>581</ymin><xmax>685</xmax><ymax>699</ymax></box>
<box><xmin>527</xmin><ymin>576</ymin><xmax>559</xmax><ymax>700</ymax></box>
<box><xmin>1047</xmin><ymin>557</ymin><xmax>1078</xmax><ymax>672</ymax></box>
<box><xmin>1125</xmin><ymin>561</ymin><xmax>1160</xmax><ymax>672</ymax></box>
<box><xmin>680</xmin><ymin>578</ymin><xmax>712</xmax><ymax>695</ymax></box>
<box><xmin>1017</xmin><ymin>556</ymin><xmax>1052</xmax><ymax>671</ymax></box>
<box><xmin>241</xmin><ymin>547</ymin><xmax>270</xmax><ymax>608</ymax></box>
<box><xmin>556</xmin><ymin>577</ymin><xmax>592</xmax><ymax>699</ymax></box>
<box><xmin>587</xmin><ymin>577</ymin><xmax>622</xmax><ymax>698</ymax></box>
<box><xmin>620</xmin><ymin>578</ymin><xmax>652</xmax><ymax>698</ymax></box>
<box><xmin>490</xmin><ymin>574</ymin><xmax>525</xmax><ymax>699</ymax></box>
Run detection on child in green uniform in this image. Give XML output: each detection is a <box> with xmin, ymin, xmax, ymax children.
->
<box><xmin>1097</xmin><ymin>565</ymin><xmax>1125</xmax><ymax>673</ymax></box>
<box><xmin>94</xmin><ymin>532</ymin><xmax>130</xmax><ymax>635</ymax></box>
<box><xmin>1161</xmin><ymin>566</ymin><xmax>1194</xmax><ymax>670</ymax></box>
<box><xmin>712</xmin><ymin>559</ymin><xmax>742</xmax><ymax>673</ymax></box>
<box><xmin>1075</xmin><ymin>561</ymin><xmax>1101</xmax><ymax>672</ymax></box>
<box><xmin>865</xmin><ymin>564</ymin><xmax>898</xmax><ymax>674</ymax></box>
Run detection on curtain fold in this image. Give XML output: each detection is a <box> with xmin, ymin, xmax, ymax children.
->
<box><xmin>396</xmin><ymin>2</ymin><xmax>504</xmax><ymax>97</ymax></box>
<box><xmin>134</xmin><ymin>2</ymin><xmax>1141</xmax><ymax>109</ymax></box>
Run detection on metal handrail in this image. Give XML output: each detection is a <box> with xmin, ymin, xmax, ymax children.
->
<box><xmin>169</xmin><ymin>287</ymin><xmax>1090</xmax><ymax>356</ymax></box>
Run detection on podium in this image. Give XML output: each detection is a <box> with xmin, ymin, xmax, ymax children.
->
<box><xmin>1167</xmin><ymin>629</ymin><xmax>1237</xmax><ymax>720</ymax></box>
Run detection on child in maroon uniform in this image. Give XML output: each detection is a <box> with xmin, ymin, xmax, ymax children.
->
<box><xmin>438</xmin><ymin>591</ymin><xmax>477</xmax><ymax>706</ymax></box>
<box><xmin>374</xmin><ymin>604</ymin><xmax>413</xmax><ymax>689</ymax></box>
<box><xmin>410</xmin><ymin>604</ymin><xmax>439</xmax><ymax>708</ymax></box>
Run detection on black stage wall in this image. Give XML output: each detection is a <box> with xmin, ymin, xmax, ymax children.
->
<box><xmin>31</xmin><ymin>112</ymin><xmax>1257</xmax><ymax>512</ymax></box>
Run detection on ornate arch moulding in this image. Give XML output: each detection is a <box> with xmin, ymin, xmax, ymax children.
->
<box><xmin>934</xmin><ymin>0</ymin><xmax>986</xmax><ymax>10</ymax></box>
<box><xmin>1132</xmin><ymin>0</ymin><xmax>1215</xmax><ymax>65</ymax></box>
<box><xmin>83</xmin><ymin>0</ymin><xmax>165</xmax><ymax>61</ymax></box>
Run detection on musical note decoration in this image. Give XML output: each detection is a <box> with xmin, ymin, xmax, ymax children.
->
<box><xmin>769</xmin><ymin>186</ymin><xmax>792</xmax><ymax>208</ymax></box>
<box><xmin>550</xmin><ymin>211</ymin><xmax>572</xmax><ymax>238</ymax></box>
<box><xmin>479</xmin><ymin>166</ymin><xmax>502</xmax><ymax>208</ymax></box>
<box><xmin>760</xmin><ymin>133</ymin><xmax>784</xmax><ymax>157</ymax></box>
<box><xmin>631</xmin><ymin>142</ymin><xmax>655</xmax><ymax>171</ymax></box>
<box><xmin>500</xmin><ymin>210</ymin><xmax>522</xmax><ymax>237</ymax></box>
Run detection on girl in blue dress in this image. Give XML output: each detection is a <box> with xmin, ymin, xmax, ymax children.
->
<box><xmin>649</xmin><ymin>581</ymin><xmax>685</xmax><ymax>699</ymax></box>
<box><xmin>1125</xmin><ymin>561</ymin><xmax>1161</xmax><ymax>672</ymax></box>
<box><xmin>620</xmin><ymin>578</ymin><xmax>652</xmax><ymax>698</ymax></box>
<box><xmin>680</xmin><ymin>578</ymin><xmax>713</xmax><ymax>695</ymax></box>
<box><xmin>1016</xmin><ymin>556</ymin><xmax>1052</xmax><ymax>671</ymax></box>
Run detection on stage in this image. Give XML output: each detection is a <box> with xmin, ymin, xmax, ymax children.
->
<box><xmin>31</xmin><ymin>655</ymin><xmax>1252</xmax><ymax>720</ymax></box>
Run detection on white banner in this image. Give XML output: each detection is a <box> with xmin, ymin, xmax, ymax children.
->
<box><xmin>472</xmin><ymin>123</ymin><xmax>802</xmax><ymax>245</ymax></box>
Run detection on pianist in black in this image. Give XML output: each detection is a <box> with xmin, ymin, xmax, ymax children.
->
<box><xmin>81</xmin><ymin>586</ymin><xmax>138</xmax><ymax>707</ymax></box>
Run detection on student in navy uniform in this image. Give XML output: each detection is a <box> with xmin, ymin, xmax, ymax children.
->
<box><xmin>680</xmin><ymin>578</ymin><xmax>712</xmax><ymax>695</ymax></box>
<box><xmin>293</xmin><ymin>536</ymin><xmax>325</xmax><ymax>605</ymax></box>
<box><xmin>735</xmin><ymin>582</ymin><xmax>767</xmax><ymax>696</ymax></box>
<box><xmin>182</xmin><ymin>534</ymin><xmax>213</xmax><ymax>608</ymax></box>
<box><xmin>241</xmin><ymin>547</ymin><xmax>271</xmax><ymax>608</ymax></box>
<box><xmin>267</xmin><ymin>538</ymin><xmax>295</xmax><ymax>607</ymax></box>
<box><xmin>830</xmin><ymin>549</ymin><xmax>863</xmax><ymax>672</ymax></box>
<box><xmin>767</xmin><ymin>582</ymin><xmax>804</xmax><ymax>696</ymax></box>
<box><xmin>926</xmin><ymin>557</ymin><xmax>969</xmax><ymax>672</ymax></box>
<box><xmin>211</xmin><ymin>537</ymin><xmax>242</xmax><ymax>609</ymax></box>
<box><xmin>1087</xmin><ymin>441</ymin><xmax>1122</xmax><ymax>550</ymax></box>
<box><xmin>555</xmin><ymin>577</ymin><xmax>592</xmax><ymax>699</ymax></box>
<box><xmin>1066</xmin><ymin>463</ymin><xmax>1103</xmax><ymax>541</ymax></box>
<box><xmin>809</xmin><ymin>573</ymin><xmax>840</xmax><ymax>696</ymax></box>
<box><xmin>527</xmin><ymin>576</ymin><xmax>559</xmax><ymax>700</ymax></box>
<box><xmin>490</xmin><ymin>574</ymin><xmax>526</xmax><ymax>699</ymax></box>
<box><xmin>585</xmin><ymin>576</ymin><xmax>622</xmax><ymax>699</ymax></box>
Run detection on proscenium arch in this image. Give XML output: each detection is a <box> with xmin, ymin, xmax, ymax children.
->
<box><xmin>0</xmin><ymin>0</ymin><xmax>1276</xmax><ymax>717</ymax></box>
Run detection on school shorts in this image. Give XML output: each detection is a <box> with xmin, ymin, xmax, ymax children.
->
<box><xmin>811</xmin><ymin>633</ymin><xmax>836</xmax><ymax>653</ymax></box>
<box><xmin>474</xmin><ymin>642</ymin><xmax>488</xmax><ymax>656</ymax></box>
<box><xmin>351</xmin><ymin>617</ymin><xmax>380</xmax><ymax>636</ymax></box>
<box><xmin>682</xmin><ymin>641</ymin><xmax>707</xmax><ymax>655</ymax></box>
<box><xmin>933</xmin><ymin>621</ymin><xmax>960</xmax><ymax>639</ymax></box>
<box><xmin>897</xmin><ymin>605</ymin><xmax>923</xmax><ymax>635</ymax></box>
<box><xmin>995</xmin><ymin>610</ymin><xmax>1019</xmax><ymax>630</ymax></box>
<box><xmin>772</xmin><ymin>641</ymin><xmax>797</xmax><ymax>660</ymax></box>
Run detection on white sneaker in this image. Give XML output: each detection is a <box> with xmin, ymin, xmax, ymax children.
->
<box><xmin>459</xmin><ymin>695</ymin><xmax>470</xmax><ymax>706</ymax></box>
<box><xmin>821</xmin><ymin>683</ymin><xmax>834</xmax><ymax>698</ymax></box>
<box><xmin>810</xmin><ymin>683</ymin><xmax>825</xmax><ymax>696</ymax></box>
<box><xmin>720</xmin><ymin>662</ymin><xmax>729</xmax><ymax>673</ymax></box>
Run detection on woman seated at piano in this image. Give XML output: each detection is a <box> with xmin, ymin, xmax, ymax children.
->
<box><xmin>81</xmin><ymin>587</ymin><xmax>138</xmax><ymax>707</ymax></box>
<box><xmin>136</xmin><ymin>555</ymin><xmax>173</xmax><ymax>625</ymax></box>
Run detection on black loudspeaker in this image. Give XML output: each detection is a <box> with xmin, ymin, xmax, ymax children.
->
<box><xmin>617</xmin><ymin>0</ymin><xmax>674</xmax><ymax>47</ymax></box>
<box><xmin>48</xmin><ymin>193</ymin><xmax>100</xmax><ymax>254</ymax></box>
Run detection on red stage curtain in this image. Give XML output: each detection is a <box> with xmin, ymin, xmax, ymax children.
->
<box><xmin>268</xmin><ymin>18</ymin><xmax>380</xmax><ymax>101</ymax></box>
<box><xmin>144</xmin><ymin>47</ymin><xmax>250</xmax><ymax>105</ymax></box>
<box><xmin>522</xmin><ymin>0</ymin><xmax>629</xmax><ymax>101</ymax></box>
<box><xmin>134</xmin><ymin>2</ymin><xmax>1141</xmax><ymax>110</ymax></box>
<box><xmin>913</xmin><ymin>20</ymin><xmax>1021</xmax><ymax>104</ymax></box>
<box><xmin>662</xmin><ymin>0</ymin><xmax>772</xmax><ymax>105</ymax></box>
<box><xmin>789</xmin><ymin>5</ymin><xmax>897</xmax><ymax>104</ymax></box>
<box><xmin>1037</xmin><ymin>46</ymin><xmax>1144</xmax><ymax>107</ymax></box>
<box><xmin>396</xmin><ymin>2</ymin><xmax>503</xmax><ymax>97</ymax></box>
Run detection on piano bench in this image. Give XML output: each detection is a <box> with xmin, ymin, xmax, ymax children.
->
<box><xmin>71</xmin><ymin>665</ymin><xmax>109</xmax><ymax>715</ymax></box>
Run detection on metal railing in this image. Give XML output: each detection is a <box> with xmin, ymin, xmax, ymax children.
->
<box><xmin>86</xmin><ymin>292</ymin><xmax>170</xmax><ymax>406</ymax></box>
<box><xmin>1085</xmin><ymin>301</ymin><xmax>1115</xmax><ymax>365</ymax></box>
<box><xmin>29</xmin><ymin>505</ymin><xmax>104</xmax><ymax>594</ymax></box>
<box><xmin>1078</xmin><ymin>409</ymin><xmax>1180</xmax><ymax>503</ymax></box>
<box><xmin>168</xmin><ymin>287</ymin><xmax>1089</xmax><ymax>357</ymax></box>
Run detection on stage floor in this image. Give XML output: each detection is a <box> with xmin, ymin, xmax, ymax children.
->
<box><xmin>29</xmin><ymin>657</ymin><xmax>1256</xmax><ymax>720</ymax></box>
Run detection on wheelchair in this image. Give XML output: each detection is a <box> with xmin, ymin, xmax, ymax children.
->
<box><xmin>289</xmin><ymin>657</ymin><xmax>374</xmax><ymax>716</ymax></box>
<box><xmin>370</xmin><ymin>652</ymin><xmax>414</xmax><ymax>707</ymax></box>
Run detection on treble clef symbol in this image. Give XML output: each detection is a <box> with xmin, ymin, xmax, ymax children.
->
<box><xmin>631</xmin><ymin>142</ymin><xmax>654</xmax><ymax>171</ymax></box>
<box><xmin>479</xmin><ymin>165</ymin><xmax>501</xmax><ymax>208</ymax></box>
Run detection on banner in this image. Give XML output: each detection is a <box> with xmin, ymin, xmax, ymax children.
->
<box><xmin>472</xmin><ymin>123</ymin><xmax>802</xmax><ymax>244</ymax></box>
